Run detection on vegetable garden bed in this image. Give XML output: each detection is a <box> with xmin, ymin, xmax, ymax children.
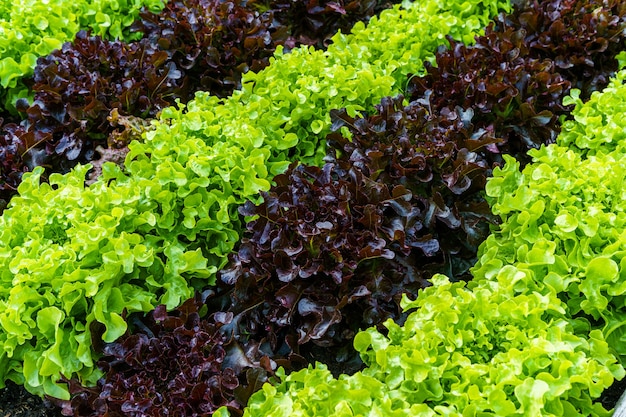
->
<box><xmin>2</xmin><ymin>0</ymin><xmax>626</xmax><ymax>416</ymax></box>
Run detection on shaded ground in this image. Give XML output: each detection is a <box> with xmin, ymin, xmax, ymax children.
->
<box><xmin>602</xmin><ymin>377</ymin><xmax>626</xmax><ymax>412</ymax></box>
<box><xmin>0</xmin><ymin>382</ymin><xmax>63</xmax><ymax>417</ymax></box>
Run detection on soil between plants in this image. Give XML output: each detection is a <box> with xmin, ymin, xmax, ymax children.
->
<box><xmin>0</xmin><ymin>382</ymin><xmax>63</xmax><ymax>417</ymax></box>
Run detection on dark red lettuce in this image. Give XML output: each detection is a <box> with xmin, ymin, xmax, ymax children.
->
<box><xmin>0</xmin><ymin>0</ymin><xmax>401</xmax><ymax>212</ymax></box>
<box><xmin>215</xmin><ymin>95</ymin><xmax>501</xmax><ymax>375</ymax></box>
<box><xmin>50</xmin><ymin>295</ymin><xmax>277</xmax><ymax>417</ymax></box>
<box><xmin>261</xmin><ymin>0</ymin><xmax>398</xmax><ymax>49</ymax></box>
<box><xmin>514</xmin><ymin>0</ymin><xmax>626</xmax><ymax>96</ymax></box>
<box><xmin>0</xmin><ymin>119</ymin><xmax>30</xmax><ymax>210</ymax></box>
<box><xmin>129</xmin><ymin>0</ymin><xmax>279</xmax><ymax>100</ymax></box>
<box><xmin>407</xmin><ymin>0</ymin><xmax>626</xmax><ymax>166</ymax></box>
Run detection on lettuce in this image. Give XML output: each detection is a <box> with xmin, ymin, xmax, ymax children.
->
<box><xmin>233</xmin><ymin>275</ymin><xmax>622</xmax><ymax>416</ymax></box>
<box><xmin>474</xmin><ymin>68</ymin><xmax>626</xmax><ymax>361</ymax></box>
<box><xmin>0</xmin><ymin>0</ymin><xmax>165</xmax><ymax>113</ymax></box>
<box><xmin>0</xmin><ymin>0</ymin><xmax>508</xmax><ymax>399</ymax></box>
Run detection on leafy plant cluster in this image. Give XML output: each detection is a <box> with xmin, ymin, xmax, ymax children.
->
<box><xmin>209</xmin><ymin>0</ymin><xmax>626</xmax><ymax>380</ymax></box>
<box><xmin>406</xmin><ymin>0</ymin><xmax>626</xmax><ymax>166</ymax></box>
<box><xmin>473</xmin><ymin>62</ymin><xmax>626</xmax><ymax>361</ymax></box>
<box><xmin>0</xmin><ymin>0</ymin><xmax>507</xmax><ymax>402</ymax></box>
<box><xmin>215</xmin><ymin>96</ymin><xmax>500</xmax><ymax>374</ymax></box>
<box><xmin>0</xmin><ymin>162</ymin><xmax>213</xmax><ymax>399</ymax></box>
<box><xmin>0</xmin><ymin>0</ymin><xmax>401</xmax><ymax>212</ymax></box>
<box><xmin>223</xmin><ymin>65</ymin><xmax>626</xmax><ymax>417</ymax></box>
<box><xmin>0</xmin><ymin>0</ymin><xmax>165</xmax><ymax>115</ymax></box>
<box><xmin>54</xmin><ymin>295</ymin><xmax>243</xmax><ymax>417</ymax></box>
<box><xmin>50</xmin><ymin>0</ymin><xmax>626</xmax><ymax>415</ymax></box>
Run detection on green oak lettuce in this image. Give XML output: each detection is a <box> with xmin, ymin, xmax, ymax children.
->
<box><xmin>0</xmin><ymin>163</ymin><xmax>213</xmax><ymax>398</ymax></box>
<box><xmin>160</xmin><ymin>0</ymin><xmax>509</xmax><ymax>169</ymax></box>
<box><xmin>74</xmin><ymin>0</ymin><xmax>165</xmax><ymax>41</ymax></box>
<box><xmin>0</xmin><ymin>0</ymin><xmax>509</xmax><ymax>399</ymax></box>
<box><xmin>0</xmin><ymin>0</ymin><xmax>164</xmax><ymax>113</ymax></box>
<box><xmin>229</xmin><ymin>275</ymin><xmax>622</xmax><ymax>416</ymax></box>
<box><xmin>473</xmin><ymin>66</ymin><xmax>626</xmax><ymax>360</ymax></box>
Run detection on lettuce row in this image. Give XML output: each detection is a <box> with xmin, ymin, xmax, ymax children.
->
<box><xmin>473</xmin><ymin>65</ymin><xmax>626</xmax><ymax>361</ymax></box>
<box><xmin>227</xmin><ymin>64</ymin><xmax>626</xmax><ymax>417</ymax></box>
<box><xmin>0</xmin><ymin>0</ymin><xmax>165</xmax><ymax>114</ymax></box>
<box><xmin>121</xmin><ymin>0</ymin><xmax>509</xmax><ymax>288</ymax></box>
<box><xmin>73</xmin><ymin>0</ymin><xmax>165</xmax><ymax>40</ymax></box>
<box><xmin>0</xmin><ymin>0</ymin><xmax>403</xmax><ymax>211</ymax></box>
<box><xmin>0</xmin><ymin>0</ymin><xmax>508</xmax><ymax>400</ymax></box>
<box><xmin>235</xmin><ymin>275</ymin><xmax>623</xmax><ymax>416</ymax></box>
<box><xmin>151</xmin><ymin>0</ymin><xmax>508</xmax><ymax>169</ymax></box>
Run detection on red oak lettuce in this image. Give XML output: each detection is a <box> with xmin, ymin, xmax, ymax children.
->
<box><xmin>0</xmin><ymin>0</ymin><xmax>400</xmax><ymax>212</ymax></box>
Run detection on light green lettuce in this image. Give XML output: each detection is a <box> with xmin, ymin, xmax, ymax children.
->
<box><xmin>0</xmin><ymin>0</ymin><xmax>509</xmax><ymax>399</ymax></box>
<box><xmin>233</xmin><ymin>275</ymin><xmax>622</xmax><ymax>416</ymax></box>
<box><xmin>473</xmin><ymin>67</ymin><xmax>626</xmax><ymax>360</ymax></box>
<box><xmin>0</xmin><ymin>0</ymin><xmax>165</xmax><ymax>113</ymax></box>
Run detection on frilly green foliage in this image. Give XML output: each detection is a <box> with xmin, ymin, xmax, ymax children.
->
<box><xmin>233</xmin><ymin>365</ymin><xmax>403</xmax><ymax>417</ymax></box>
<box><xmin>74</xmin><ymin>0</ymin><xmax>165</xmax><ymax>40</ymax></box>
<box><xmin>152</xmin><ymin>0</ymin><xmax>509</xmax><ymax>170</ymax></box>
<box><xmin>356</xmin><ymin>275</ymin><xmax>622</xmax><ymax>416</ymax></box>
<box><xmin>0</xmin><ymin>0</ymin><xmax>164</xmax><ymax>113</ymax></box>
<box><xmin>235</xmin><ymin>275</ymin><xmax>623</xmax><ymax>416</ymax></box>
<box><xmin>558</xmin><ymin>66</ymin><xmax>626</xmax><ymax>157</ymax></box>
<box><xmin>473</xmin><ymin>67</ymin><xmax>626</xmax><ymax>360</ymax></box>
<box><xmin>0</xmin><ymin>162</ymin><xmax>215</xmax><ymax>398</ymax></box>
<box><xmin>225</xmin><ymin>61</ymin><xmax>626</xmax><ymax>417</ymax></box>
<box><xmin>0</xmin><ymin>0</ymin><xmax>508</xmax><ymax>399</ymax></box>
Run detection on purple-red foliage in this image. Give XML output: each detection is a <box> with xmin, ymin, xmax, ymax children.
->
<box><xmin>130</xmin><ymin>0</ymin><xmax>279</xmax><ymax>100</ymax></box>
<box><xmin>0</xmin><ymin>0</ymin><xmax>400</xmax><ymax>211</ymax></box>
<box><xmin>407</xmin><ymin>0</ymin><xmax>626</xmax><ymax>166</ymax></box>
<box><xmin>0</xmin><ymin>118</ymin><xmax>31</xmax><ymax>210</ymax></box>
<box><xmin>216</xmin><ymin>95</ymin><xmax>501</xmax><ymax>374</ymax></box>
<box><xmin>512</xmin><ymin>0</ymin><xmax>626</xmax><ymax>95</ymax></box>
<box><xmin>51</xmin><ymin>296</ymin><xmax>269</xmax><ymax>417</ymax></box>
<box><xmin>265</xmin><ymin>0</ymin><xmax>397</xmax><ymax>49</ymax></box>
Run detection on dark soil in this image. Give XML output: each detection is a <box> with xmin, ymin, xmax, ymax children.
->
<box><xmin>602</xmin><ymin>376</ymin><xmax>626</xmax><ymax>411</ymax></box>
<box><xmin>0</xmin><ymin>382</ymin><xmax>63</xmax><ymax>417</ymax></box>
